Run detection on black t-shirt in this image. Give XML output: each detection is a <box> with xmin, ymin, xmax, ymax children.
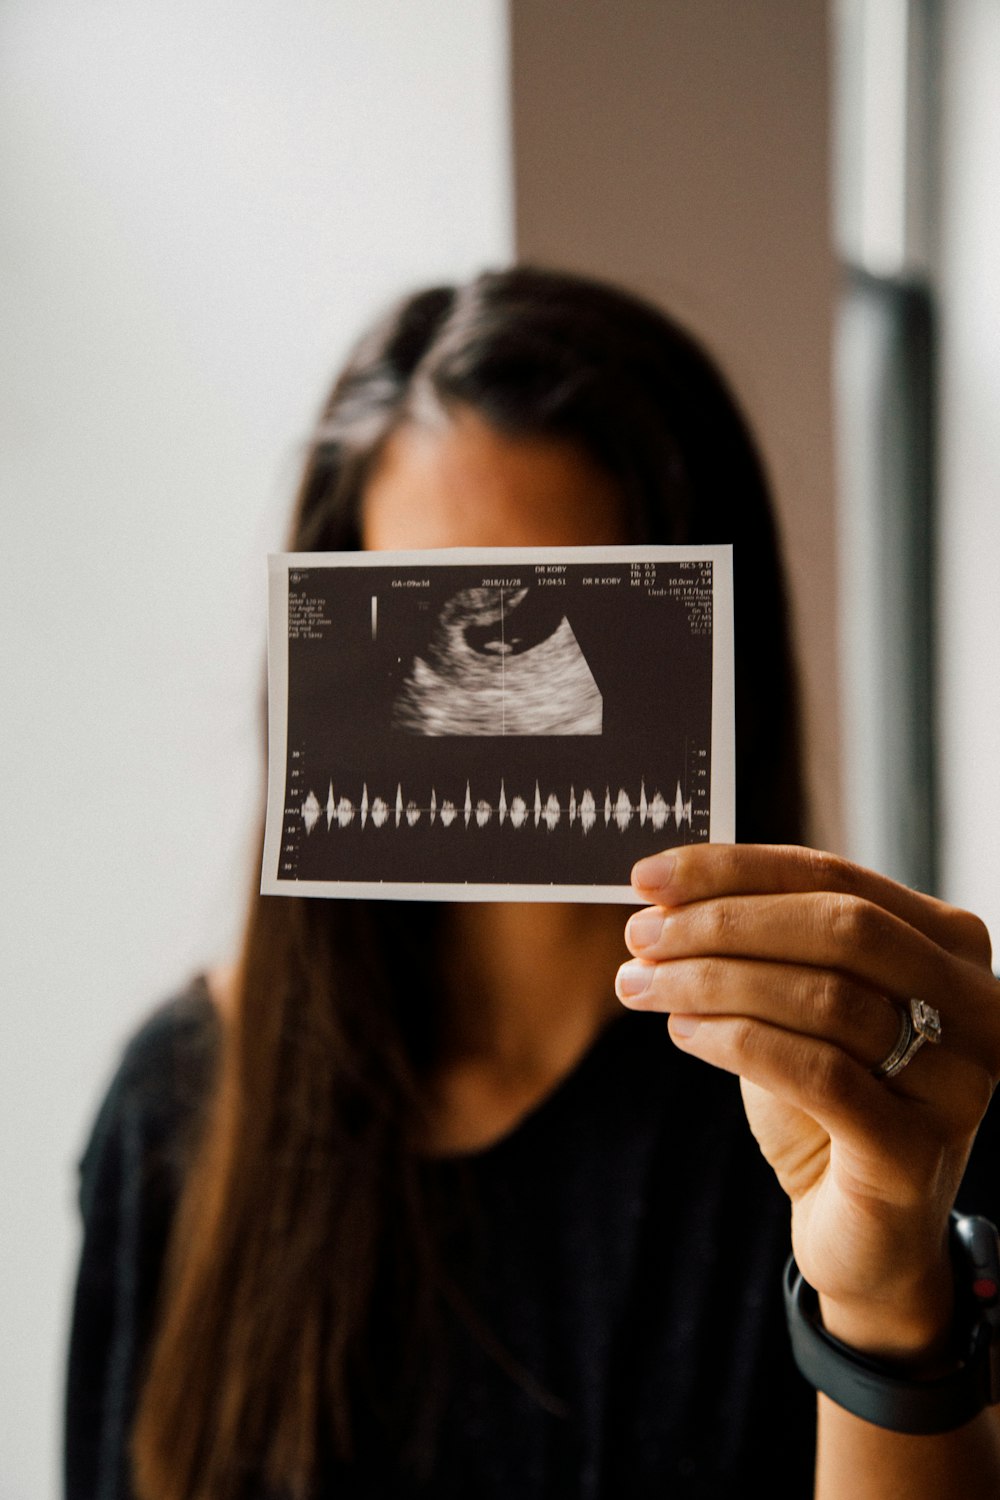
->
<box><xmin>64</xmin><ymin>982</ymin><xmax>1000</xmax><ymax>1498</ymax></box>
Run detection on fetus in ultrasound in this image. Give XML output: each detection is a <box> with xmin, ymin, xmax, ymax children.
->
<box><xmin>392</xmin><ymin>587</ymin><xmax>603</xmax><ymax>735</ymax></box>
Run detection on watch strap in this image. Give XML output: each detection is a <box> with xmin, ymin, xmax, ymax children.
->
<box><xmin>783</xmin><ymin>1213</ymin><xmax>1000</xmax><ymax>1435</ymax></box>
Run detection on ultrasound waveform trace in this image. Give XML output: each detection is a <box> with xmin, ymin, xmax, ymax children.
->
<box><xmin>391</xmin><ymin>587</ymin><xmax>603</xmax><ymax>736</ymax></box>
<box><xmin>301</xmin><ymin>777</ymin><xmax>695</xmax><ymax>837</ymax></box>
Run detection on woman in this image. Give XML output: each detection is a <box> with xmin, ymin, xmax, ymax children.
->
<box><xmin>66</xmin><ymin>268</ymin><xmax>1000</xmax><ymax>1499</ymax></box>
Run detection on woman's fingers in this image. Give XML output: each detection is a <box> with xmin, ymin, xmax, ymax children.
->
<box><xmin>624</xmin><ymin>890</ymin><xmax>942</xmax><ymax>989</ymax></box>
<box><xmin>631</xmin><ymin>843</ymin><xmax>994</xmax><ymax>968</ymax></box>
<box><xmin>619</xmin><ymin>844</ymin><xmax>1000</xmax><ymax>1149</ymax></box>
<box><xmin>659</xmin><ymin>1012</ymin><xmax>993</xmax><ymax>1170</ymax></box>
<box><xmin>621</xmin><ymin>894</ymin><xmax>999</xmax><ymax>1070</ymax></box>
<box><xmin>614</xmin><ymin>953</ymin><xmax>989</xmax><ymax>1117</ymax></box>
<box><xmin>615</xmin><ymin>955</ymin><xmax>903</xmax><ymax>1069</ymax></box>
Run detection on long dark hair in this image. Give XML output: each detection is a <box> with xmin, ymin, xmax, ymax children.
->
<box><xmin>133</xmin><ymin>267</ymin><xmax>806</xmax><ymax>1499</ymax></box>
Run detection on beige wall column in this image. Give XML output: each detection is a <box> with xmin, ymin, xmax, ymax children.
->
<box><xmin>510</xmin><ymin>0</ymin><xmax>840</xmax><ymax>847</ymax></box>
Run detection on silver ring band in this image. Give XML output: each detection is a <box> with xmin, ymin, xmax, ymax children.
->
<box><xmin>873</xmin><ymin>997</ymin><xmax>942</xmax><ymax>1079</ymax></box>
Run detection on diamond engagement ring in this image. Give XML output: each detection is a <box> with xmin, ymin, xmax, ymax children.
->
<box><xmin>873</xmin><ymin>997</ymin><xmax>943</xmax><ymax>1079</ymax></box>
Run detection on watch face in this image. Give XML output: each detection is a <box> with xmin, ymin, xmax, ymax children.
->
<box><xmin>953</xmin><ymin>1213</ymin><xmax>1000</xmax><ymax>1406</ymax></box>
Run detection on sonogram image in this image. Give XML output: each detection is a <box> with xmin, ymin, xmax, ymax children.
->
<box><xmin>391</xmin><ymin>586</ymin><xmax>603</xmax><ymax>736</ymax></box>
<box><xmin>266</xmin><ymin>548</ymin><xmax>730</xmax><ymax>896</ymax></box>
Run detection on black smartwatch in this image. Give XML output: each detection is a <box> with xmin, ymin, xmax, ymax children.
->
<box><xmin>784</xmin><ymin>1213</ymin><xmax>1000</xmax><ymax>1434</ymax></box>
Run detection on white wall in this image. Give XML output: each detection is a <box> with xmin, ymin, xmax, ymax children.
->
<box><xmin>937</xmin><ymin>0</ymin><xmax>1000</xmax><ymax>951</ymax></box>
<box><xmin>0</xmin><ymin>4</ymin><xmax>512</xmax><ymax>1495</ymax></box>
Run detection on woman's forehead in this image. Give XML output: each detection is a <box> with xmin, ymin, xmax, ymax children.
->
<box><xmin>360</xmin><ymin>408</ymin><xmax>627</xmax><ymax>551</ymax></box>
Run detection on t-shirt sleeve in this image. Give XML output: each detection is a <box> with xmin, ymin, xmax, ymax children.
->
<box><xmin>63</xmin><ymin>990</ymin><xmax>217</xmax><ymax>1500</ymax></box>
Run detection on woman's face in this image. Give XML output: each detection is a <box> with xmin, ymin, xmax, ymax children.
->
<box><xmin>360</xmin><ymin>407</ymin><xmax>628</xmax><ymax>550</ymax></box>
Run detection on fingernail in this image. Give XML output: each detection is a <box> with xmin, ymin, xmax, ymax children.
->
<box><xmin>632</xmin><ymin>851</ymin><xmax>676</xmax><ymax>892</ymax></box>
<box><xmin>671</xmin><ymin>1014</ymin><xmax>701</xmax><ymax>1038</ymax></box>
<box><xmin>627</xmin><ymin>911</ymin><xmax>665</xmax><ymax>950</ymax></box>
<box><xmin>616</xmin><ymin>961</ymin><xmax>653</xmax><ymax>1000</ymax></box>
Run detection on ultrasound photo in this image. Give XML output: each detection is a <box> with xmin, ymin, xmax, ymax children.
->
<box><xmin>262</xmin><ymin>546</ymin><xmax>734</xmax><ymax>901</ymax></box>
<box><xmin>391</xmin><ymin>586</ymin><xmax>603</xmax><ymax>736</ymax></box>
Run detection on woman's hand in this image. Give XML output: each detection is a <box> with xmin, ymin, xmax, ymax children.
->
<box><xmin>616</xmin><ymin>844</ymin><xmax>1000</xmax><ymax>1360</ymax></box>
